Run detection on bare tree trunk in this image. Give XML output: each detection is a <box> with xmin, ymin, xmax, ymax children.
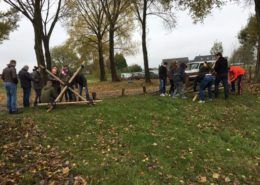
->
<box><xmin>109</xmin><ymin>26</ymin><xmax>119</xmax><ymax>81</ymax></box>
<box><xmin>255</xmin><ymin>0</ymin><xmax>260</xmax><ymax>82</ymax></box>
<box><xmin>98</xmin><ymin>38</ymin><xmax>106</xmax><ymax>81</ymax></box>
<box><xmin>33</xmin><ymin>0</ymin><xmax>45</xmax><ymax>68</ymax></box>
<box><xmin>42</xmin><ymin>36</ymin><xmax>52</xmax><ymax>70</ymax></box>
<box><xmin>142</xmin><ymin>0</ymin><xmax>151</xmax><ymax>83</ymax></box>
<box><xmin>33</xmin><ymin>25</ymin><xmax>45</xmax><ymax>67</ymax></box>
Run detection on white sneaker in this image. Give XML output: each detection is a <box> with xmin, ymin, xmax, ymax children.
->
<box><xmin>198</xmin><ymin>100</ymin><xmax>205</xmax><ymax>104</ymax></box>
<box><xmin>160</xmin><ymin>93</ymin><xmax>166</xmax><ymax>97</ymax></box>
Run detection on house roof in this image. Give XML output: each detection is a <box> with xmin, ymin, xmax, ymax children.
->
<box><xmin>194</xmin><ymin>55</ymin><xmax>215</xmax><ymax>62</ymax></box>
<box><xmin>162</xmin><ymin>57</ymin><xmax>189</xmax><ymax>64</ymax></box>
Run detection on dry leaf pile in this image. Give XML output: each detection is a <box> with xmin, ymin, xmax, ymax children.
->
<box><xmin>0</xmin><ymin>118</ymin><xmax>87</xmax><ymax>185</ymax></box>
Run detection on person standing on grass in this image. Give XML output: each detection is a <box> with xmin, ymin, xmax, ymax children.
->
<box><xmin>32</xmin><ymin>66</ymin><xmax>43</xmax><ymax>106</ymax></box>
<box><xmin>168</xmin><ymin>62</ymin><xmax>177</xmax><ymax>96</ymax></box>
<box><xmin>18</xmin><ymin>65</ymin><xmax>32</xmax><ymax>107</ymax></box>
<box><xmin>229</xmin><ymin>66</ymin><xmax>246</xmax><ymax>95</ymax></box>
<box><xmin>159</xmin><ymin>62</ymin><xmax>168</xmax><ymax>96</ymax></box>
<box><xmin>214</xmin><ymin>52</ymin><xmax>229</xmax><ymax>100</ymax></box>
<box><xmin>198</xmin><ymin>62</ymin><xmax>214</xmax><ymax>103</ymax></box>
<box><xmin>1</xmin><ymin>60</ymin><xmax>20</xmax><ymax>114</ymax></box>
<box><xmin>75</xmin><ymin>73</ymin><xmax>92</xmax><ymax>101</ymax></box>
<box><xmin>49</xmin><ymin>66</ymin><xmax>61</xmax><ymax>97</ymax></box>
<box><xmin>172</xmin><ymin>62</ymin><xmax>187</xmax><ymax>99</ymax></box>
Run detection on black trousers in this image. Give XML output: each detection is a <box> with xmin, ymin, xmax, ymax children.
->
<box><xmin>34</xmin><ymin>89</ymin><xmax>42</xmax><ymax>104</ymax></box>
<box><xmin>215</xmin><ymin>75</ymin><xmax>229</xmax><ymax>99</ymax></box>
<box><xmin>231</xmin><ymin>75</ymin><xmax>243</xmax><ymax>94</ymax></box>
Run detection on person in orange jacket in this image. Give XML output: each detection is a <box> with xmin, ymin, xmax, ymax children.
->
<box><xmin>229</xmin><ymin>66</ymin><xmax>246</xmax><ymax>95</ymax></box>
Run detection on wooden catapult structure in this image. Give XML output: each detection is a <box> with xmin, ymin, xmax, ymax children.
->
<box><xmin>38</xmin><ymin>61</ymin><xmax>102</xmax><ymax>112</ymax></box>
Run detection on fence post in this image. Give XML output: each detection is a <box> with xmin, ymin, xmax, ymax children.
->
<box><xmin>249</xmin><ymin>66</ymin><xmax>252</xmax><ymax>82</ymax></box>
<box><xmin>92</xmin><ymin>92</ymin><xmax>97</xmax><ymax>100</ymax></box>
<box><xmin>143</xmin><ymin>86</ymin><xmax>147</xmax><ymax>94</ymax></box>
<box><xmin>122</xmin><ymin>88</ymin><xmax>125</xmax><ymax>96</ymax></box>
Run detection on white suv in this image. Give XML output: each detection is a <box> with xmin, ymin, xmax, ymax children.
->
<box><xmin>185</xmin><ymin>60</ymin><xmax>215</xmax><ymax>80</ymax></box>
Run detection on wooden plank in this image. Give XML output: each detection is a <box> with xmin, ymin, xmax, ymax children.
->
<box><xmin>37</xmin><ymin>100</ymin><xmax>102</xmax><ymax>107</ymax></box>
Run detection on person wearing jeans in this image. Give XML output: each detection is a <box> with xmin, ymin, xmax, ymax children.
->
<box><xmin>199</xmin><ymin>75</ymin><xmax>214</xmax><ymax>103</ymax></box>
<box><xmin>75</xmin><ymin>73</ymin><xmax>92</xmax><ymax>101</ymax></box>
<box><xmin>1</xmin><ymin>60</ymin><xmax>19</xmax><ymax>114</ymax></box>
<box><xmin>4</xmin><ymin>82</ymin><xmax>17</xmax><ymax>112</ymax></box>
<box><xmin>159</xmin><ymin>62</ymin><xmax>167</xmax><ymax>96</ymax></box>
<box><xmin>172</xmin><ymin>62</ymin><xmax>187</xmax><ymax>99</ymax></box>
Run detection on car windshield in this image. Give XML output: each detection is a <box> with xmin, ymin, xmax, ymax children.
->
<box><xmin>189</xmin><ymin>63</ymin><xmax>200</xmax><ymax>70</ymax></box>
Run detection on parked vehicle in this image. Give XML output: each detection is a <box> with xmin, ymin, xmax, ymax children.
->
<box><xmin>131</xmin><ymin>72</ymin><xmax>145</xmax><ymax>80</ymax></box>
<box><xmin>150</xmin><ymin>71</ymin><xmax>159</xmax><ymax>79</ymax></box>
<box><xmin>121</xmin><ymin>73</ymin><xmax>133</xmax><ymax>80</ymax></box>
<box><xmin>186</xmin><ymin>60</ymin><xmax>215</xmax><ymax>80</ymax></box>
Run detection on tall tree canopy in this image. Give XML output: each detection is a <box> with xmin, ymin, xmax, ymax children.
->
<box><xmin>210</xmin><ymin>41</ymin><xmax>223</xmax><ymax>55</ymax></box>
<box><xmin>66</xmin><ymin>0</ymin><xmax>109</xmax><ymax>81</ymax></box>
<box><xmin>100</xmin><ymin>0</ymin><xmax>133</xmax><ymax>82</ymax></box>
<box><xmin>4</xmin><ymin>0</ymin><xmax>66</xmax><ymax>70</ymax></box>
<box><xmin>131</xmin><ymin>0</ymin><xmax>175</xmax><ymax>83</ymax></box>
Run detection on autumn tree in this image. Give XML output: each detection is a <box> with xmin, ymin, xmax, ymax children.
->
<box><xmin>4</xmin><ymin>0</ymin><xmax>66</xmax><ymax>70</ymax></box>
<box><xmin>115</xmin><ymin>53</ymin><xmax>127</xmax><ymax>71</ymax></box>
<box><xmin>66</xmin><ymin>0</ymin><xmax>109</xmax><ymax>81</ymax></box>
<box><xmin>0</xmin><ymin>8</ymin><xmax>19</xmax><ymax>44</ymax></box>
<box><xmin>51</xmin><ymin>43</ymin><xmax>80</xmax><ymax>70</ymax></box>
<box><xmin>128</xmin><ymin>64</ymin><xmax>142</xmax><ymax>72</ymax></box>
<box><xmin>100</xmin><ymin>0</ymin><xmax>132</xmax><ymax>81</ymax></box>
<box><xmin>210</xmin><ymin>41</ymin><xmax>223</xmax><ymax>55</ymax></box>
<box><xmin>229</xmin><ymin>15</ymin><xmax>258</xmax><ymax>66</ymax></box>
<box><xmin>229</xmin><ymin>46</ymin><xmax>255</xmax><ymax>65</ymax></box>
<box><xmin>131</xmin><ymin>0</ymin><xmax>175</xmax><ymax>83</ymax></box>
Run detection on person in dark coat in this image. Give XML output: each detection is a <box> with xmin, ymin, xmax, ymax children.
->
<box><xmin>214</xmin><ymin>52</ymin><xmax>229</xmax><ymax>99</ymax></box>
<box><xmin>168</xmin><ymin>62</ymin><xmax>177</xmax><ymax>96</ymax></box>
<box><xmin>32</xmin><ymin>66</ymin><xmax>43</xmax><ymax>106</ymax></box>
<box><xmin>18</xmin><ymin>65</ymin><xmax>32</xmax><ymax>107</ymax></box>
<box><xmin>198</xmin><ymin>62</ymin><xmax>214</xmax><ymax>103</ymax></box>
<box><xmin>1</xmin><ymin>60</ymin><xmax>20</xmax><ymax>114</ymax></box>
<box><xmin>193</xmin><ymin>62</ymin><xmax>210</xmax><ymax>92</ymax></box>
<box><xmin>159</xmin><ymin>62</ymin><xmax>168</xmax><ymax>96</ymax></box>
<box><xmin>41</xmin><ymin>81</ymin><xmax>57</xmax><ymax>104</ymax></box>
<box><xmin>172</xmin><ymin>62</ymin><xmax>187</xmax><ymax>99</ymax></box>
<box><xmin>75</xmin><ymin>73</ymin><xmax>92</xmax><ymax>101</ymax></box>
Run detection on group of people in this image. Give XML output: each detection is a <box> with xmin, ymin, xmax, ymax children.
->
<box><xmin>159</xmin><ymin>52</ymin><xmax>246</xmax><ymax>103</ymax></box>
<box><xmin>1</xmin><ymin>60</ymin><xmax>90</xmax><ymax>114</ymax></box>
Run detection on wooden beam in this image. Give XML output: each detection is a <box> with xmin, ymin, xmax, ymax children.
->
<box><xmin>37</xmin><ymin>100</ymin><xmax>102</xmax><ymax>107</ymax></box>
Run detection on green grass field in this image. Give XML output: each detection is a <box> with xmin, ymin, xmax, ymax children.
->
<box><xmin>0</xmin><ymin>93</ymin><xmax>259</xmax><ymax>184</ymax></box>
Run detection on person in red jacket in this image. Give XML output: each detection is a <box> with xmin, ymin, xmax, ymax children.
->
<box><xmin>229</xmin><ymin>66</ymin><xmax>246</xmax><ymax>95</ymax></box>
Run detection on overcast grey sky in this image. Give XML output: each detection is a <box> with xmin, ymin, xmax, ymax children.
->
<box><xmin>0</xmin><ymin>2</ymin><xmax>254</xmax><ymax>72</ymax></box>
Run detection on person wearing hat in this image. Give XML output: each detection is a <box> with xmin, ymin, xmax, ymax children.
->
<box><xmin>214</xmin><ymin>52</ymin><xmax>229</xmax><ymax>100</ymax></box>
<box><xmin>1</xmin><ymin>60</ymin><xmax>20</xmax><ymax>114</ymax></box>
<box><xmin>32</xmin><ymin>66</ymin><xmax>43</xmax><ymax>106</ymax></box>
<box><xmin>18</xmin><ymin>65</ymin><xmax>32</xmax><ymax>107</ymax></box>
